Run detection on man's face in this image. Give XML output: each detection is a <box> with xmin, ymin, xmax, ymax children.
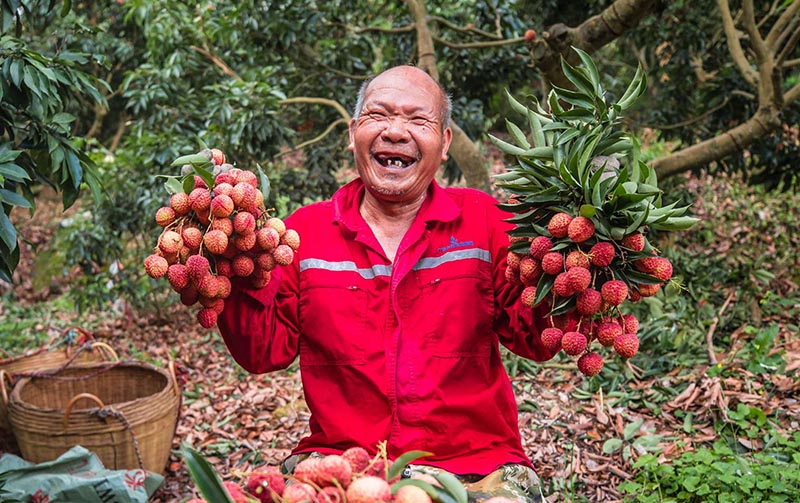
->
<box><xmin>349</xmin><ymin>66</ymin><xmax>452</xmax><ymax>205</ymax></box>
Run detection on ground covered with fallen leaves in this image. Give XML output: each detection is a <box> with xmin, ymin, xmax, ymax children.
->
<box><xmin>1</xmin><ymin>176</ymin><xmax>799</xmax><ymax>502</ymax></box>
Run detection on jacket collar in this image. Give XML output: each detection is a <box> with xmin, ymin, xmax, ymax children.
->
<box><xmin>333</xmin><ymin>177</ymin><xmax>460</xmax><ymax>234</ymax></box>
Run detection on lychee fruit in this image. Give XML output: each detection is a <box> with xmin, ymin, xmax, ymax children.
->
<box><xmin>541</xmin><ymin>252</ymin><xmax>564</xmax><ymax>275</ymax></box>
<box><xmin>293</xmin><ymin>457</ymin><xmax>324</xmax><ymax>486</ymax></box>
<box><xmin>216</xmin><ymin>257</ymin><xmax>233</xmax><ymax>278</ymax></box>
<box><xmin>342</xmin><ymin>447</ymin><xmax>372</xmax><ymax>474</ymax></box>
<box><xmin>182</xmin><ymin>227</ymin><xmax>203</xmax><ymax>249</ymax></box>
<box><xmin>540</xmin><ymin>327</ymin><xmax>564</xmax><ymax>351</ymax></box>
<box><xmin>196</xmin><ymin>273</ymin><xmax>219</xmax><ymax>298</ymax></box>
<box><xmin>565</xmin><ymin>250</ymin><xmax>590</xmax><ymax>270</ymax></box>
<box><xmin>567</xmin><ymin>216</ymin><xmax>595</xmax><ymax>242</ymax></box>
<box><xmin>620</xmin><ymin>314</ymin><xmax>639</xmax><ymax>334</ymax></box>
<box><xmin>395</xmin><ymin>484</ymin><xmax>433</xmax><ymax>503</ymax></box>
<box><xmin>505</xmin><ymin>265</ymin><xmax>522</xmax><ymax>286</ymax></box>
<box><xmin>233</xmin><ymin>254</ymin><xmax>255</xmax><ymax>277</ymax></box>
<box><xmin>256</xmin><ymin>227</ymin><xmax>281</xmax><ymax>252</ymax></box>
<box><xmin>273</xmin><ymin>244</ymin><xmax>294</xmax><ymax>266</ymax></box>
<box><xmin>155</xmin><ymin>206</ymin><xmax>177</xmax><ymax>227</ymax></box>
<box><xmin>577</xmin><ymin>352</ymin><xmax>604</xmax><ymax>376</ymax></box>
<box><xmin>233</xmin><ymin>211</ymin><xmax>257</xmax><ymax>235</ymax></box>
<box><xmin>203</xmin><ymin>229</ymin><xmax>229</xmax><ymax>255</ymax></box>
<box><xmin>237</xmin><ymin>170</ymin><xmax>259</xmax><ymax>188</ymax></box>
<box><xmin>282</xmin><ymin>482</ymin><xmax>317</xmax><ymax>503</ymax></box>
<box><xmin>167</xmin><ymin>263</ymin><xmax>190</xmax><ymax>291</ymax></box>
<box><xmin>621</xmin><ymin>232</ymin><xmax>646</xmax><ymax>251</ymax></box>
<box><xmin>614</xmin><ymin>333</ymin><xmax>640</xmax><ymax>359</ymax></box>
<box><xmin>345</xmin><ymin>476</ymin><xmax>391</xmax><ymax>503</ymax></box>
<box><xmin>281</xmin><ymin>229</ymin><xmax>301</xmax><ymax>251</ymax></box>
<box><xmin>158</xmin><ymin>230</ymin><xmax>183</xmax><ymax>255</ymax></box>
<box><xmin>506</xmin><ymin>251</ymin><xmax>522</xmax><ymax>268</ymax></box>
<box><xmin>601</xmin><ymin>280</ymin><xmax>628</xmax><ymax>306</ymax></box>
<box><xmin>547</xmin><ymin>212</ymin><xmax>572</xmax><ymax>238</ymax></box>
<box><xmin>649</xmin><ymin>257</ymin><xmax>673</xmax><ymax>281</ymax></box>
<box><xmin>596</xmin><ymin>320</ymin><xmax>623</xmax><ymax>346</ymax></box>
<box><xmin>576</xmin><ymin>288</ymin><xmax>602</xmax><ymax>316</ymax></box>
<box><xmin>197</xmin><ymin>308</ymin><xmax>217</xmax><ymax>328</ymax></box>
<box><xmin>234</xmin><ymin>232</ymin><xmax>257</xmax><ymax>252</ymax></box>
<box><xmin>637</xmin><ymin>282</ymin><xmax>662</xmax><ymax>297</ymax></box>
<box><xmin>520</xmin><ymin>286</ymin><xmax>538</xmax><ymax>308</ymax></box>
<box><xmin>589</xmin><ymin>241</ymin><xmax>615</xmax><ymax>267</ymax></box>
<box><xmin>317</xmin><ymin>486</ymin><xmax>345</xmax><ymax>503</ymax></box>
<box><xmin>552</xmin><ymin>271</ymin><xmax>574</xmax><ymax>297</ymax></box>
<box><xmin>169</xmin><ymin>192</ymin><xmax>191</xmax><ymax>216</ymax></box>
<box><xmin>519</xmin><ymin>256</ymin><xmax>542</xmax><ymax>285</ymax></box>
<box><xmin>319</xmin><ymin>454</ymin><xmax>353</xmax><ymax>487</ymax></box>
<box><xmin>144</xmin><ymin>254</ymin><xmax>169</xmax><ymax>279</ymax></box>
<box><xmin>529</xmin><ymin>236</ymin><xmax>552</xmax><ymax>260</ymax></box>
<box><xmin>266</xmin><ymin>217</ymin><xmax>287</xmax><ymax>237</ymax></box>
<box><xmin>223</xmin><ymin>481</ymin><xmax>250</xmax><ymax>503</ymax></box>
<box><xmin>210</xmin><ymin>148</ymin><xmax>226</xmax><ymax>165</ymax></box>
<box><xmin>561</xmin><ymin>331</ymin><xmax>588</xmax><ymax>356</ymax></box>
<box><xmin>210</xmin><ymin>194</ymin><xmax>235</xmax><ymax>218</ymax></box>
<box><xmin>189</xmin><ymin>188</ymin><xmax>212</xmax><ymax>212</ymax></box>
<box><xmin>180</xmin><ymin>285</ymin><xmax>199</xmax><ymax>306</ymax></box>
<box><xmin>245</xmin><ymin>466</ymin><xmax>285</xmax><ymax>503</ymax></box>
<box><xmin>213</xmin><ymin>182</ymin><xmax>234</xmax><ymax>198</ymax></box>
<box><xmin>566</xmin><ymin>266</ymin><xmax>591</xmax><ymax>293</ymax></box>
<box><xmin>524</xmin><ymin>29</ymin><xmax>537</xmax><ymax>43</ymax></box>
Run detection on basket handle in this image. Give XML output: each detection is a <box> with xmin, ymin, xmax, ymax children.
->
<box><xmin>87</xmin><ymin>341</ymin><xmax>120</xmax><ymax>362</ymax></box>
<box><xmin>167</xmin><ymin>360</ymin><xmax>180</xmax><ymax>397</ymax></box>
<box><xmin>63</xmin><ymin>392</ymin><xmax>107</xmax><ymax>429</ymax></box>
<box><xmin>61</xmin><ymin>327</ymin><xmax>95</xmax><ymax>357</ymax></box>
<box><xmin>0</xmin><ymin>370</ymin><xmax>12</xmax><ymax>406</ymax></box>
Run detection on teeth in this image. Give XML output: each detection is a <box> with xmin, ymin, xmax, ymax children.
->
<box><xmin>390</xmin><ymin>159</ymin><xmax>404</xmax><ymax>167</ymax></box>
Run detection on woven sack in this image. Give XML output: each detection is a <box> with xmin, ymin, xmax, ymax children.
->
<box><xmin>6</xmin><ymin>360</ymin><xmax>181</xmax><ymax>474</ymax></box>
<box><xmin>0</xmin><ymin>327</ymin><xmax>118</xmax><ymax>454</ymax></box>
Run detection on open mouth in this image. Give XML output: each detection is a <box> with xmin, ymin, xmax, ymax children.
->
<box><xmin>373</xmin><ymin>153</ymin><xmax>417</xmax><ymax>168</ymax></box>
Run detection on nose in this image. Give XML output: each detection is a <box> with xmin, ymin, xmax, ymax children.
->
<box><xmin>380</xmin><ymin>116</ymin><xmax>411</xmax><ymax>143</ymax></box>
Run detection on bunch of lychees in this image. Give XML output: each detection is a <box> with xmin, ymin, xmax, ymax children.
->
<box><xmin>492</xmin><ymin>49</ymin><xmax>698</xmax><ymax>377</ymax></box>
<box><xmin>182</xmin><ymin>444</ymin><xmax>507</xmax><ymax>503</ymax></box>
<box><xmin>143</xmin><ymin>148</ymin><xmax>299</xmax><ymax>328</ymax></box>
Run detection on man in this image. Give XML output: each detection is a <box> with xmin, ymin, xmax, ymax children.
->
<box><xmin>218</xmin><ymin>65</ymin><xmax>556</xmax><ymax>502</ymax></box>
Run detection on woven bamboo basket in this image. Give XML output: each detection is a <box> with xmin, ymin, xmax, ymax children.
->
<box><xmin>0</xmin><ymin>327</ymin><xmax>118</xmax><ymax>454</ymax></box>
<box><xmin>5</xmin><ymin>360</ymin><xmax>181</xmax><ymax>474</ymax></box>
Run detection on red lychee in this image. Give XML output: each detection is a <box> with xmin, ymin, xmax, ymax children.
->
<box><xmin>541</xmin><ymin>251</ymin><xmax>564</xmax><ymax>275</ymax></box>
<box><xmin>273</xmin><ymin>244</ymin><xmax>294</xmax><ymax>266</ymax></box>
<box><xmin>319</xmin><ymin>454</ymin><xmax>353</xmax><ymax>488</ymax></box>
<box><xmin>566</xmin><ymin>266</ymin><xmax>591</xmax><ymax>293</ymax></box>
<box><xmin>565</xmin><ymin>250</ymin><xmax>590</xmax><ymax>270</ymax></box>
<box><xmin>614</xmin><ymin>333</ymin><xmax>640</xmax><ymax>359</ymax></box>
<box><xmin>345</xmin><ymin>476</ymin><xmax>391</xmax><ymax>503</ymax></box>
<box><xmin>196</xmin><ymin>273</ymin><xmax>219</xmax><ymax>298</ymax></box>
<box><xmin>203</xmin><ymin>229</ymin><xmax>229</xmax><ymax>255</ymax></box>
<box><xmin>342</xmin><ymin>447</ymin><xmax>371</xmax><ymax>474</ymax></box>
<box><xmin>169</xmin><ymin>192</ymin><xmax>191</xmax><ymax>216</ymax></box>
<box><xmin>233</xmin><ymin>254</ymin><xmax>255</xmax><ymax>277</ymax></box>
<box><xmin>158</xmin><ymin>230</ymin><xmax>183</xmax><ymax>255</ymax></box>
<box><xmin>256</xmin><ymin>227</ymin><xmax>281</xmax><ymax>252</ymax></box>
<box><xmin>524</xmin><ymin>29</ymin><xmax>537</xmax><ymax>43</ymax></box>
<box><xmin>167</xmin><ymin>263</ymin><xmax>190</xmax><ymax>291</ymax></box>
<box><xmin>620</xmin><ymin>314</ymin><xmax>639</xmax><ymax>334</ymax></box>
<box><xmin>210</xmin><ymin>194</ymin><xmax>235</xmax><ymax>218</ymax></box>
<box><xmin>281</xmin><ymin>229</ymin><xmax>301</xmax><ymax>251</ymax></box>
<box><xmin>294</xmin><ymin>457</ymin><xmax>324</xmax><ymax>486</ymax></box>
<box><xmin>552</xmin><ymin>271</ymin><xmax>574</xmax><ymax>297</ymax></box>
<box><xmin>189</xmin><ymin>187</ymin><xmax>212</xmax><ymax>212</ymax></box>
<box><xmin>180</xmin><ymin>285</ymin><xmax>199</xmax><ymax>306</ymax></box>
<box><xmin>210</xmin><ymin>148</ymin><xmax>226</xmax><ymax>165</ymax></box>
<box><xmin>596</xmin><ymin>320</ymin><xmax>623</xmax><ymax>346</ymax></box>
<box><xmin>233</xmin><ymin>211</ymin><xmax>257</xmax><ymax>235</ymax></box>
<box><xmin>519</xmin><ymin>256</ymin><xmax>542</xmax><ymax>285</ymax></box>
<box><xmin>282</xmin><ymin>482</ymin><xmax>317</xmax><ymax>503</ymax></box>
<box><xmin>395</xmin><ymin>484</ymin><xmax>433</xmax><ymax>503</ymax></box>
<box><xmin>144</xmin><ymin>254</ymin><xmax>169</xmax><ymax>279</ymax></box>
<box><xmin>223</xmin><ymin>481</ymin><xmax>250</xmax><ymax>503</ymax></box>
<box><xmin>529</xmin><ymin>236</ymin><xmax>553</xmax><ymax>260</ymax></box>
<box><xmin>505</xmin><ymin>265</ymin><xmax>522</xmax><ymax>286</ymax></box>
<box><xmin>561</xmin><ymin>331</ymin><xmax>588</xmax><ymax>356</ymax></box>
<box><xmin>213</xmin><ymin>182</ymin><xmax>234</xmax><ymax>198</ymax></box>
<box><xmin>577</xmin><ymin>352</ymin><xmax>604</xmax><ymax>377</ymax></box>
<box><xmin>245</xmin><ymin>466</ymin><xmax>285</xmax><ymax>503</ymax></box>
<box><xmin>197</xmin><ymin>308</ymin><xmax>217</xmax><ymax>328</ymax></box>
<box><xmin>650</xmin><ymin>257</ymin><xmax>673</xmax><ymax>281</ymax></box>
<box><xmin>576</xmin><ymin>288</ymin><xmax>602</xmax><ymax>316</ymax></box>
<box><xmin>155</xmin><ymin>206</ymin><xmax>177</xmax><ymax>227</ymax></box>
<box><xmin>547</xmin><ymin>212</ymin><xmax>573</xmax><ymax>238</ymax></box>
<box><xmin>637</xmin><ymin>282</ymin><xmax>662</xmax><ymax>297</ymax></box>
<box><xmin>237</xmin><ymin>170</ymin><xmax>259</xmax><ymax>188</ymax></box>
<box><xmin>540</xmin><ymin>327</ymin><xmax>564</xmax><ymax>351</ymax></box>
<box><xmin>567</xmin><ymin>216</ymin><xmax>595</xmax><ymax>243</ymax></box>
<box><xmin>266</xmin><ymin>217</ymin><xmax>287</xmax><ymax>237</ymax></box>
<box><xmin>216</xmin><ymin>275</ymin><xmax>232</xmax><ymax>298</ymax></box>
<box><xmin>182</xmin><ymin>227</ymin><xmax>203</xmax><ymax>249</ymax></box>
<box><xmin>621</xmin><ymin>232</ymin><xmax>646</xmax><ymax>251</ymax></box>
<box><xmin>601</xmin><ymin>280</ymin><xmax>628</xmax><ymax>306</ymax></box>
<box><xmin>234</xmin><ymin>232</ymin><xmax>257</xmax><ymax>252</ymax></box>
<box><xmin>589</xmin><ymin>241</ymin><xmax>615</xmax><ymax>267</ymax></box>
<box><xmin>520</xmin><ymin>286</ymin><xmax>538</xmax><ymax>308</ymax></box>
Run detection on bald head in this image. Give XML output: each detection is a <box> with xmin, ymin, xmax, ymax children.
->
<box><xmin>353</xmin><ymin>66</ymin><xmax>452</xmax><ymax>128</ymax></box>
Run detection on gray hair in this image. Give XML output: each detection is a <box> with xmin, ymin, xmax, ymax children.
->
<box><xmin>352</xmin><ymin>69</ymin><xmax>453</xmax><ymax>128</ymax></box>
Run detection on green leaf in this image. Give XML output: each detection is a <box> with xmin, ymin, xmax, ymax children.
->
<box><xmin>602</xmin><ymin>438</ymin><xmax>623</xmax><ymax>454</ymax></box>
<box><xmin>574</xmin><ymin>47</ymin><xmax>602</xmax><ymax>95</ymax></box>
<box><xmin>617</xmin><ymin>64</ymin><xmax>647</xmax><ymax>110</ymax></box>
<box><xmin>579</xmin><ymin>204</ymin><xmax>596</xmax><ymax>218</ymax></box>
<box><xmin>164</xmin><ymin>177</ymin><xmax>185</xmax><ymax>195</ymax></box>
<box><xmin>527</xmin><ymin>109</ymin><xmax>546</xmax><ymax>148</ymax></box>
<box><xmin>649</xmin><ymin>216</ymin><xmax>701</xmax><ymax>231</ymax></box>
<box><xmin>533</xmin><ymin>275</ymin><xmax>555</xmax><ymax>307</ymax></box>
<box><xmin>181</xmin><ymin>446</ymin><xmax>235</xmax><ymax>503</ymax></box>
<box><xmin>506</xmin><ymin>119</ymin><xmax>531</xmax><ymax>150</ymax></box>
<box><xmin>171</xmin><ymin>153</ymin><xmax>213</xmax><ymax>167</ymax></box>
<box><xmin>623</xmin><ymin>419</ymin><xmax>644</xmax><ymax>441</ymax></box>
<box><xmin>387</xmin><ymin>451</ymin><xmax>433</xmax><ymax>481</ymax></box>
<box><xmin>61</xmin><ymin>0</ymin><xmax>72</xmax><ymax>17</ymax></box>
<box><xmin>0</xmin><ymin>162</ymin><xmax>30</xmax><ymax>182</ymax></box>
<box><xmin>0</xmin><ymin>188</ymin><xmax>31</xmax><ymax>209</ymax></box>
<box><xmin>560</xmin><ymin>58</ymin><xmax>597</xmax><ymax>100</ymax></box>
<box><xmin>256</xmin><ymin>164</ymin><xmax>271</xmax><ymax>200</ymax></box>
<box><xmin>0</xmin><ymin>209</ymin><xmax>18</xmax><ymax>250</ymax></box>
<box><xmin>65</xmin><ymin>150</ymin><xmax>83</xmax><ymax>189</ymax></box>
<box><xmin>433</xmin><ymin>472</ymin><xmax>468</xmax><ymax>503</ymax></box>
<box><xmin>488</xmin><ymin>134</ymin><xmax>528</xmax><ymax>156</ymax></box>
<box><xmin>505</xmin><ymin>89</ymin><xmax>529</xmax><ymax>116</ymax></box>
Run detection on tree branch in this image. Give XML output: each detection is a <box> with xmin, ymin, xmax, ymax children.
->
<box><xmin>431</xmin><ymin>34</ymin><xmax>525</xmax><ymax>49</ymax></box>
<box><xmin>716</xmin><ymin>0</ymin><xmax>759</xmax><ymax>87</ymax></box>
<box><xmin>742</xmin><ymin>0</ymin><xmax>768</xmax><ymax>61</ymax></box>
<box><xmin>777</xmin><ymin>26</ymin><xmax>800</xmax><ymax>65</ymax></box>
<box><xmin>765</xmin><ymin>0</ymin><xmax>800</xmax><ymax>48</ymax></box>
<box><xmin>279</xmin><ymin>97</ymin><xmax>351</xmax><ymax>122</ymax></box>
<box><xmin>275</xmin><ymin>118</ymin><xmax>349</xmax><ymax>158</ymax></box>
<box><xmin>190</xmin><ymin>45</ymin><xmax>241</xmax><ymax>81</ymax></box>
<box><xmin>427</xmin><ymin>15</ymin><xmax>502</xmax><ymax>40</ymax></box>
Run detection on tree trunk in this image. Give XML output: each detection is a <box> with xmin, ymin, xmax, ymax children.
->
<box><xmin>406</xmin><ymin>0</ymin><xmax>491</xmax><ymax>192</ymax></box>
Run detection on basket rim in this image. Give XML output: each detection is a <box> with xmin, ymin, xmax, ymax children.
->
<box><xmin>8</xmin><ymin>361</ymin><xmax>177</xmax><ymax>415</ymax></box>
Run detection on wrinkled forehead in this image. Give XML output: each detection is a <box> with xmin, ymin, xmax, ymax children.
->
<box><xmin>363</xmin><ymin>68</ymin><xmax>444</xmax><ymax>115</ymax></box>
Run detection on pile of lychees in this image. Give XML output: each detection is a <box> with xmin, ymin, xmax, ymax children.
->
<box><xmin>184</xmin><ymin>446</ymin><xmax>515</xmax><ymax>503</ymax></box>
<box><xmin>143</xmin><ymin>148</ymin><xmax>299</xmax><ymax>328</ymax></box>
<box><xmin>492</xmin><ymin>49</ymin><xmax>698</xmax><ymax>377</ymax></box>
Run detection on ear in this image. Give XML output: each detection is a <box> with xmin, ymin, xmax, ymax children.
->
<box><xmin>440</xmin><ymin>126</ymin><xmax>453</xmax><ymax>161</ymax></box>
<box><xmin>348</xmin><ymin>118</ymin><xmax>357</xmax><ymax>152</ymax></box>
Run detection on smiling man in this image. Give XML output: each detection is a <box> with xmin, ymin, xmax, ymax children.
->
<box><xmin>218</xmin><ymin>65</ymin><xmax>557</xmax><ymax>502</ymax></box>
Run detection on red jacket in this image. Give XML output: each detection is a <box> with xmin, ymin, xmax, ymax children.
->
<box><xmin>217</xmin><ymin>178</ymin><xmax>556</xmax><ymax>476</ymax></box>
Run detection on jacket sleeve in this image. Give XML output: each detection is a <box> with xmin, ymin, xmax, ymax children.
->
<box><xmin>216</xmin><ymin>261</ymin><xmax>301</xmax><ymax>374</ymax></box>
<box><xmin>489</xmin><ymin>202</ymin><xmax>564</xmax><ymax>362</ymax></box>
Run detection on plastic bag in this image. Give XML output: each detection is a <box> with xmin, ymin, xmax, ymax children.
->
<box><xmin>0</xmin><ymin>445</ymin><xmax>163</xmax><ymax>502</ymax></box>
